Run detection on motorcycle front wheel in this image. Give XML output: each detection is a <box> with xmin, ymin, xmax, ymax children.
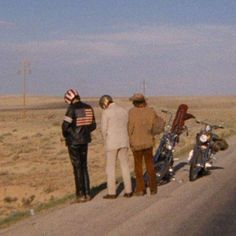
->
<box><xmin>189</xmin><ymin>150</ymin><xmax>202</xmax><ymax>181</ymax></box>
<box><xmin>155</xmin><ymin>159</ymin><xmax>172</xmax><ymax>184</ymax></box>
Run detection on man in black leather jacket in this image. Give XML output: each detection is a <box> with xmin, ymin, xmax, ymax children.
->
<box><xmin>62</xmin><ymin>89</ymin><xmax>96</xmax><ymax>203</ymax></box>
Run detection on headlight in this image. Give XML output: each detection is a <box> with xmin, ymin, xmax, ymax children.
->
<box><xmin>166</xmin><ymin>143</ymin><xmax>173</xmax><ymax>150</ymax></box>
<box><xmin>164</xmin><ymin>125</ymin><xmax>171</xmax><ymax>132</ymax></box>
<box><xmin>199</xmin><ymin>134</ymin><xmax>208</xmax><ymax>143</ymax></box>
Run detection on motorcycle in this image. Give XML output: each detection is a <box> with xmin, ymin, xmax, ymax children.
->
<box><xmin>189</xmin><ymin>120</ymin><xmax>228</xmax><ymax>181</ymax></box>
<box><xmin>150</xmin><ymin>110</ymin><xmax>180</xmax><ymax>184</ymax></box>
<box><xmin>144</xmin><ymin>104</ymin><xmax>194</xmax><ymax>185</ymax></box>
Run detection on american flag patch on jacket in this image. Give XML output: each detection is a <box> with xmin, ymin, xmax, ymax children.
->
<box><xmin>76</xmin><ymin>108</ymin><xmax>93</xmax><ymax>126</ymax></box>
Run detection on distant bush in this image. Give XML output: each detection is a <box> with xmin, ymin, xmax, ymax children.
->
<box><xmin>32</xmin><ymin>132</ymin><xmax>43</xmax><ymax>138</ymax></box>
<box><xmin>4</xmin><ymin>196</ymin><xmax>18</xmax><ymax>203</ymax></box>
<box><xmin>22</xmin><ymin>195</ymin><xmax>35</xmax><ymax>207</ymax></box>
<box><xmin>52</xmin><ymin>121</ymin><xmax>60</xmax><ymax>126</ymax></box>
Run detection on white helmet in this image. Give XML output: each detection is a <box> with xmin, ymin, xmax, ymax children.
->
<box><xmin>64</xmin><ymin>89</ymin><xmax>80</xmax><ymax>104</ymax></box>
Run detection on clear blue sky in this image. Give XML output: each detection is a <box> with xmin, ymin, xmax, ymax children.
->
<box><xmin>0</xmin><ymin>0</ymin><xmax>236</xmax><ymax>96</ymax></box>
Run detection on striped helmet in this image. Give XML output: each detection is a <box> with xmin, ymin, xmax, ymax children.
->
<box><xmin>64</xmin><ymin>89</ymin><xmax>80</xmax><ymax>104</ymax></box>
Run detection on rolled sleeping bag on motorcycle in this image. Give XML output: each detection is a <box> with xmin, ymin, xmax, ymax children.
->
<box><xmin>212</xmin><ymin>138</ymin><xmax>229</xmax><ymax>153</ymax></box>
<box><xmin>171</xmin><ymin>104</ymin><xmax>195</xmax><ymax>135</ymax></box>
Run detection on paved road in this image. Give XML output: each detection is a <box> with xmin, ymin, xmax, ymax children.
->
<box><xmin>1</xmin><ymin>137</ymin><xmax>235</xmax><ymax>236</ymax></box>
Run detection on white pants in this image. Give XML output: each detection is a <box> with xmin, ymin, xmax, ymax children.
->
<box><xmin>105</xmin><ymin>148</ymin><xmax>132</xmax><ymax>195</ymax></box>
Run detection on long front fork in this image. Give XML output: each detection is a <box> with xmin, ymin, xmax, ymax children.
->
<box><xmin>198</xmin><ymin>146</ymin><xmax>211</xmax><ymax>167</ymax></box>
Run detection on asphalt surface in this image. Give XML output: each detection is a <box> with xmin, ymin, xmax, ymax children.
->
<box><xmin>1</xmin><ymin>137</ymin><xmax>235</xmax><ymax>236</ymax></box>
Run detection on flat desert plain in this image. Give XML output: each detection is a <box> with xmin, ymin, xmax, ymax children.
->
<box><xmin>0</xmin><ymin>96</ymin><xmax>236</xmax><ymax>223</ymax></box>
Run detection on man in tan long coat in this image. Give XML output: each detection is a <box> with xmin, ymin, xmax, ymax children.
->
<box><xmin>99</xmin><ymin>95</ymin><xmax>132</xmax><ymax>199</ymax></box>
<box><xmin>128</xmin><ymin>93</ymin><xmax>164</xmax><ymax>196</ymax></box>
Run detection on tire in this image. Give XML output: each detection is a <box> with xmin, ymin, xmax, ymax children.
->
<box><xmin>144</xmin><ymin>147</ymin><xmax>172</xmax><ymax>185</ymax></box>
<box><xmin>189</xmin><ymin>149</ymin><xmax>202</xmax><ymax>181</ymax></box>
<box><xmin>144</xmin><ymin>159</ymin><xmax>170</xmax><ymax>186</ymax></box>
<box><xmin>155</xmin><ymin>159</ymin><xmax>171</xmax><ymax>183</ymax></box>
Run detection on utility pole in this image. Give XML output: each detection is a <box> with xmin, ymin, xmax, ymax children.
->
<box><xmin>143</xmin><ymin>80</ymin><xmax>146</xmax><ymax>96</ymax></box>
<box><xmin>18</xmin><ymin>59</ymin><xmax>31</xmax><ymax>118</ymax></box>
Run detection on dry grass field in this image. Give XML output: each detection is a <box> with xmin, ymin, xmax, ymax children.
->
<box><xmin>0</xmin><ymin>95</ymin><xmax>236</xmax><ymax>225</ymax></box>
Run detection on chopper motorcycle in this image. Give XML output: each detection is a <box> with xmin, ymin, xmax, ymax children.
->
<box><xmin>150</xmin><ymin>110</ymin><xmax>180</xmax><ymax>183</ymax></box>
<box><xmin>144</xmin><ymin>104</ymin><xmax>195</xmax><ymax>185</ymax></box>
<box><xmin>189</xmin><ymin>120</ymin><xmax>228</xmax><ymax>181</ymax></box>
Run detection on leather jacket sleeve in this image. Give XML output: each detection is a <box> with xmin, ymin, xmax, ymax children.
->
<box><xmin>62</xmin><ymin>106</ymin><xmax>74</xmax><ymax>138</ymax></box>
<box><xmin>89</xmin><ymin>107</ymin><xmax>97</xmax><ymax>132</ymax></box>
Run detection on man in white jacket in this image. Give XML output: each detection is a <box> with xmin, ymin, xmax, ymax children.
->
<box><xmin>99</xmin><ymin>95</ymin><xmax>132</xmax><ymax>199</ymax></box>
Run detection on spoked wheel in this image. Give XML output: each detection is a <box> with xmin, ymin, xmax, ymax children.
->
<box><xmin>158</xmin><ymin>174</ymin><xmax>172</xmax><ymax>185</ymax></box>
<box><xmin>144</xmin><ymin>156</ymin><xmax>172</xmax><ymax>186</ymax></box>
<box><xmin>155</xmin><ymin>160</ymin><xmax>171</xmax><ymax>184</ymax></box>
<box><xmin>189</xmin><ymin>153</ymin><xmax>202</xmax><ymax>181</ymax></box>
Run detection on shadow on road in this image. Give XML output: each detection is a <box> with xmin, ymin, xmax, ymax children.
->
<box><xmin>90</xmin><ymin>182</ymin><xmax>107</xmax><ymax>198</ymax></box>
<box><xmin>191</xmin><ymin>165</ymin><xmax>225</xmax><ymax>181</ymax></box>
<box><xmin>116</xmin><ymin>177</ymin><xmax>136</xmax><ymax>196</ymax></box>
<box><xmin>208</xmin><ymin>166</ymin><xmax>224</xmax><ymax>171</ymax></box>
<box><xmin>91</xmin><ymin>161</ymin><xmax>218</xmax><ymax>197</ymax></box>
<box><xmin>174</xmin><ymin>161</ymin><xmax>188</xmax><ymax>172</ymax></box>
<box><xmin>90</xmin><ymin>177</ymin><xmax>136</xmax><ymax>199</ymax></box>
<box><xmin>157</xmin><ymin>161</ymin><xmax>187</xmax><ymax>186</ymax></box>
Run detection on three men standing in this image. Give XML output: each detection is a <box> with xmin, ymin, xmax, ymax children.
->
<box><xmin>62</xmin><ymin>90</ymin><xmax>164</xmax><ymax>202</ymax></box>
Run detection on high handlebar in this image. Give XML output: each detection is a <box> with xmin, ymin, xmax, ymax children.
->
<box><xmin>161</xmin><ymin>109</ymin><xmax>172</xmax><ymax>114</ymax></box>
<box><xmin>195</xmin><ymin>119</ymin><xmax>224</xmax><ymax>129</ymax></box>
<box><xmin>161</xmin><ymin>109</ymin><xmax>173</xmax><ymax>126</ymax></box>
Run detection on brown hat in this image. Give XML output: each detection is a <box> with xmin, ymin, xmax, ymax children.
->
<box><xmin>129</xmin><ymin>93</ymin><xmax>146</xmax><ymax>102</ymax></box>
